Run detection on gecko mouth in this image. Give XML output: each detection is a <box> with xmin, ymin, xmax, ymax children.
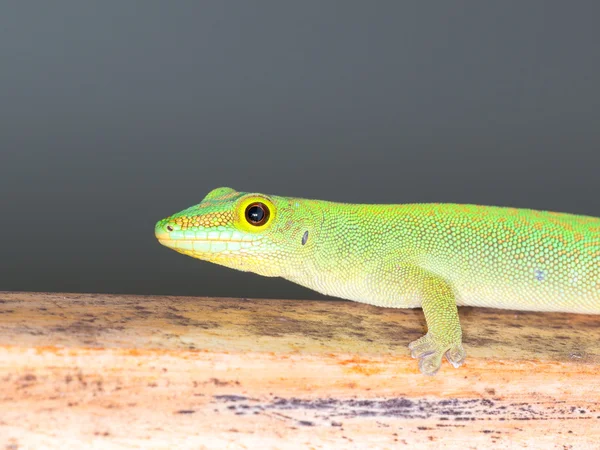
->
<box><xmin>157</xmin><ymin>238</ymin><xmax>256</xmax><ymax>252</ymax></box>
<box><xmin>155</xmin><ymin>221</ymin><xmax>261</xmax><ymax>253</ymax></box>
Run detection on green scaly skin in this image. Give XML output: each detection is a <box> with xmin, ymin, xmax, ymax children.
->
<box><xmin>155</xmin><ymin>187</ymin><xmax>600</xmax><ymax>375</ymax></box>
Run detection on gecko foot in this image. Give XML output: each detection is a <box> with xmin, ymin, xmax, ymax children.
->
<box><xmin>408</xmin><ymin>333</ymin><xmax>466</xmax><ymax>376</ymax></box>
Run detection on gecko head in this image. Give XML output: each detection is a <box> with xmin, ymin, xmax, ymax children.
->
<box><xmin>155</xmin><ymin>187</ymin><xmax>323</xmax><ymax>277</ymax></box>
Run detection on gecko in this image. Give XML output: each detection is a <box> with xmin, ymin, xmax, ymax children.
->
<box><xmin>155</xmin><ymin>187</ymin><xmax>600</xmax><ymax>375</ymax></box>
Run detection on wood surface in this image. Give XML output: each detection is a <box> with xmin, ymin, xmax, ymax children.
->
<box><xmin>1</xmin><ymin>291</ymin><xmax>599</xmax><ymax>449</ymax></box>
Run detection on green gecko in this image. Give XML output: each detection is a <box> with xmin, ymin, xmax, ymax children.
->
<box><xmin>155</xmin><ymin>187</ymin><xmax>600</xmax><ymax>375</ymax></box>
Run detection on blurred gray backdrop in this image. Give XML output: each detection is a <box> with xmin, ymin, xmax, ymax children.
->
<box><xmin>1</xmin><ymin>2</ymin><xmax>599</xmax><ymax>299</ymax></box>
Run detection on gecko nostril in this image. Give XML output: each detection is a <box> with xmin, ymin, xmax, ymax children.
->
<box><xmin>166</xmin><ymin>225</ymin><xmax>174</xmax><ymax>232</ymax></box>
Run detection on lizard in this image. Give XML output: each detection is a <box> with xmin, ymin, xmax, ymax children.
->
<box><xmin>154</xmin><ymin>187</ymin><xmax>600</xmax><ymax>375</ymax></box>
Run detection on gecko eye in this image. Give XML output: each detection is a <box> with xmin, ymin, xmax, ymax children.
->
<box><xmin>245</xmin><ymin>202</ymin><xmax>270</xmax><ymax>226</ymax></box>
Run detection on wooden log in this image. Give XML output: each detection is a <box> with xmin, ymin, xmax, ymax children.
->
<box><xmin>1</xmin><ymin>291</ymin><xmax>599</xmax><ymax>449</ymax></box>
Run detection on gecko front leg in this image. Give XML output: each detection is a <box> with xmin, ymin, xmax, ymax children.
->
<box><xmin>372</xmin><ymin>262</ymin><xmax>466</xmax><ymax>375</ymax></box>
<box><xmin>408</xmin><ymin>268</ymin><xmax>466</xmax><ymax>375</ymax></box>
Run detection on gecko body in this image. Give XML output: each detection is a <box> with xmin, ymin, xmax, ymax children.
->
<box><xmin>155</xmin><ymin>187</ymin><xmax>600</xmax><ymax>375</ymax></box>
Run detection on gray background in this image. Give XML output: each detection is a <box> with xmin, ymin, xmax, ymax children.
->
<box><xmin>1</xmin><ymin>2</ymin><xmax>599</xmax><ymax>300</ymax></box>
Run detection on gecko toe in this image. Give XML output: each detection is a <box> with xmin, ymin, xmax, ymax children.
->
<box><xmin>418</xmin><ymin>351</ymin><xmax>443</xmax><ymax>376</ymax></box>
<box><xmin>445</xmin><ymin>344</ymin><xmax>466</xmax><ymax>368</ymax></box>
<box><xmin>408</xmin><ymin>333</ymin><xmax>465</xmax><ymax>375</ymax></box>
<box><xmin>408</xmin><ymin>336</ymin><xmax>433</xmax><ymax>359</ymax></box>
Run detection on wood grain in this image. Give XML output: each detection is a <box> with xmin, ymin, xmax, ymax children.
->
<box><xmin>1</xmin><ymin>291</ymin><xmax>599</xmax><ymax>449</ymax></box>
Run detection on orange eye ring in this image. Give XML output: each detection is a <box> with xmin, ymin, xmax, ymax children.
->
<box><xmin>245</xmin><ymin>202</ymin><xmax>270</xmax><ymax>226</ymax></box>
